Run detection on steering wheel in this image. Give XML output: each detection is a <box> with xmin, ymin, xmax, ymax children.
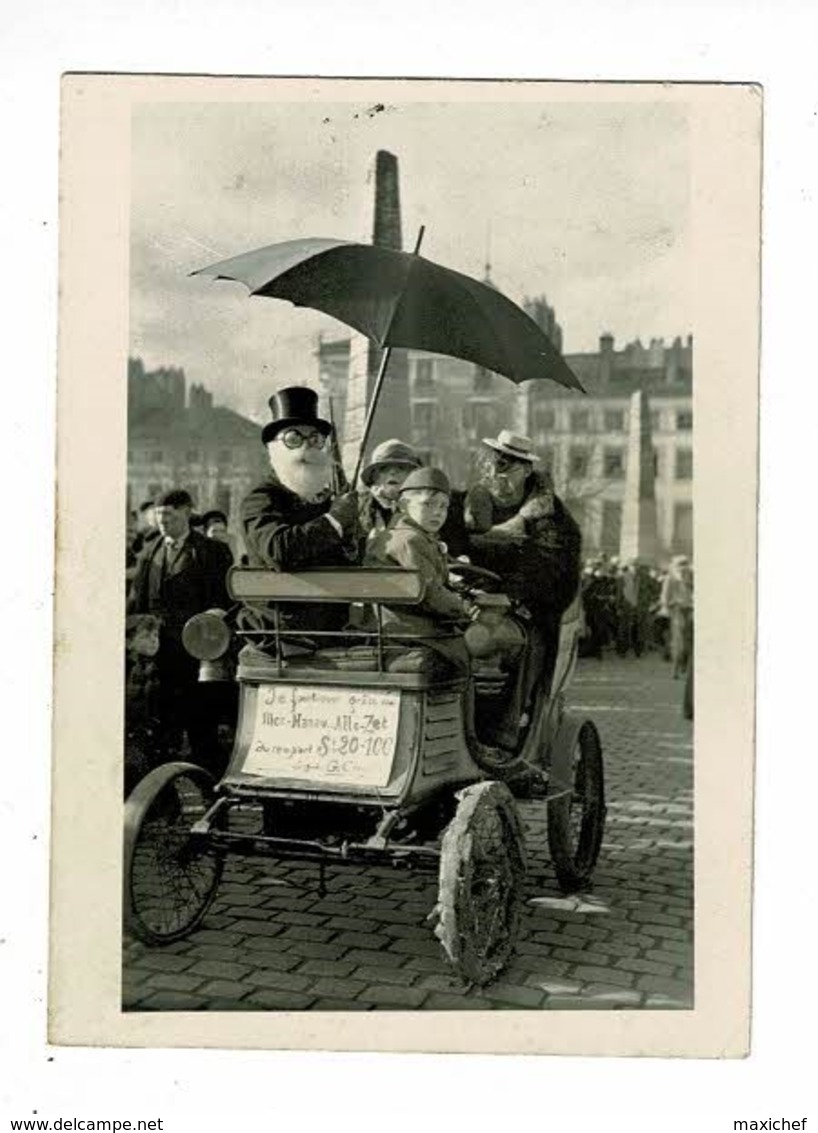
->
<box><xmin>447</xmin><ymin>561</ymin><xmax>504</xmax><ymax>592</ymax></box>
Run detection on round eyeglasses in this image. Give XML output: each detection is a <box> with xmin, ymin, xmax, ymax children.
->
<box><xmin>279</xmin><ymin>428</ymin><xmax>328</xmax><ymax>450</ymax></box>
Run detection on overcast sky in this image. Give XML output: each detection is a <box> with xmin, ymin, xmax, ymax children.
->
<box><xmin>130</xmin><ymin>95</ymin><xmax>690</xmax><ymax>421</ymax></box>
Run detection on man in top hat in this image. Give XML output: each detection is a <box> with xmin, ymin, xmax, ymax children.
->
<box><xmin>358</xmin><ymin>438</ymin><xmax>424</xmax><ymax>551</ymax></box>
<box><xmin>465</xmin><ymin>430</ymin><xmax>582</xmax><ymax>746</ymax></box>
<box><xmin>127</xmin><ymin>488</ymin><xmax>233</xmax><ymax>775</ymax></box>
<box><xmin>240</xmin><ymin>386</ymin><xmax>360</xmax><ymax>632</ymax></box>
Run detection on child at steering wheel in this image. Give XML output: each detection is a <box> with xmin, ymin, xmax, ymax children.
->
<box><xmin>365</xmin><ymin>467</ymin><xmax>475</xmax><ymax>669</ymax></box>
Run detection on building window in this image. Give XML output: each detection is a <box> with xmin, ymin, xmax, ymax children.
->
<box><xmin>218</xmin><ymin>448</ymin><xmax>232</xmax><ymax>465</ymax></box>
<box><xmin>676</xmin><ymin>409</ymin><xmax>693</xmax><ymax>431</ymax></box>
<box><xmin>675</xmin><ymin>449</ymin><xmax>693</xmax><ymax>480</ymax></box>
<box><xmin>603</xmin><ymin>409</ymin><xmax>625</xmax><ymax>432</ymax></box>
<box><xmin>472</xmin><ymin>403</ymin><xmax>499</xmax><ymax>437</ymax></box>
<box><xmin>150</xmin><ymin>450</ymin><xmax>164</xmax><ymax>464</ymax></box>
<box><xmin>413</xmin><ymin>402</ymin><xmax>436</xmax><ymax>432</ymax></box>
<box><xmin>651</xmin><ymin>410</ymin><xmax>663</xmax><ymax>432</ymax></box>
<box><xmin>474</xmin><ymin>367</ymin><xmax>493</xmax><ymax>394</ymax></box>
<box><xmin>603</xmin><ymin>448</ymin><xmax>625</xmax><ymax>479</ymax></box>
<box><xmin>186</xmin><ymin>449</ymin><xmax>200</xmax><ymax>463</ymax></box>
<box><xmin>414</xmin><ymin>358</ymin><xmax>435</xmax><ymax>391</ymax></box>
<box><xmin>570</xmin><ymin>409</ymin><xmax>591</xmax><ymax>432</ymax></box>
<box><xmin>535</xmin><ymin>405</ymin><xmax>556</xmax><ymax>433</ymax></box>
<box><xmin>653</xmin><ymin>448</ymin><xmax>661</xmax><ymax>477</ymax></box>
<box><xmin>569</xmin><ymin>446</ymin><xmax>590</xmax><ymax>479</ymax></box>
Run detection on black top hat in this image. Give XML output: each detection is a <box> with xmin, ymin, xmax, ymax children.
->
<box><xmin>261</xmin><ymin>386</ymin><xmax>332</xmax><ymax>445</ymax></box>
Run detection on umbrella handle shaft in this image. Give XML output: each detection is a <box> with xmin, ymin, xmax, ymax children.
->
<box><xmin>351</xmin><ymin>345</ymin><xmax>393</xmax><ymax>486</ymax></box>
<box><xmin>351</xmin><ymin>225</ymin><xmax>426</xmax><ymax>488</ymax></box>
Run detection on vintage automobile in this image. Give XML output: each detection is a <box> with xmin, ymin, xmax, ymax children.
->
<box><xmin>123</xmin><ymin>564</ymin><xmax>606</xmax><ymax>986</ymax></box>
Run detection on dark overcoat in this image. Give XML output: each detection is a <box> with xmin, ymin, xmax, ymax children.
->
<box><xmin>240</xmin><ymin>474</ymin><xmax>354</xmax><ymax>633</ymax></box>
<box><xmin>127</xmin><ymin>529</ymin><xmax>232</xmax><ymax>632</ymax></box>
<box><xmin>126</xmin><ymin>529</ymin><xmax>233</xmax><ymax>768</ymax></box>
<box><xmin>241</xmin><ymin>474</ymin><xmax>351</xmax><ymax>571</ymax></box>
<box><xmin>468</xmin><ymin>486</ymin><xmax>582</xmax><ymax>627</ymax></box>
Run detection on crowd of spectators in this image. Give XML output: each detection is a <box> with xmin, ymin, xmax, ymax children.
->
<box><xmin>579</xmin><ymin>552</ymin><xmax>694</xmax><ymax>677</ymax></box>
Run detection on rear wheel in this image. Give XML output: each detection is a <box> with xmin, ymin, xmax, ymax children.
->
<box><xmin>547</xmin><ymin>722</ymin><xmax>605</xmax><ymax>892</ymax></box>
<box><xmin>434</xmin><ymin>781</ymin><xmax>526</xmax><ymax>986</ymax></box>
<box><xmin>124</xmin><ymin>762</ymin><xmax>223</xmax><ymax>945</ymax></box>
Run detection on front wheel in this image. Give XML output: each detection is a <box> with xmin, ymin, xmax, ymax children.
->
<box><xmin>123</xmin><ymin>762</ymin><xmax>224</xmax><ymax>945</ymax></box>
<box><xmin>547</xmin><ymin>721</ymin><xmax>606</xmax><ymax>892</ymax></box>
<box><xmin>434</xmin><ymin>781</ymin><xmax>526</xmax><ymax>986</ymax></box>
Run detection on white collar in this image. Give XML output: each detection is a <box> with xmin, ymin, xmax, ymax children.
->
<box><xmin>163</xmin><ymin>531</ymin><xmax>189</xmax><ymax>550</ymax></box>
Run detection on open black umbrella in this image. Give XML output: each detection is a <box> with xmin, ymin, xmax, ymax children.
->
<box><xmin>193</xmin><ymin>230</ymin><xmax>584</xmax><ymax>480</ymax></box>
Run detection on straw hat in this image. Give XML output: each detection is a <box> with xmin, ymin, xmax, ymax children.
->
<box><xmin>481</xmin><ymin>429</ymin><xmax>537</xmax><ymax>464</ymax></box>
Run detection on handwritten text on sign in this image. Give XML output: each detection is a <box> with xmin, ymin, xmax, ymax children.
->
<box><xmin>243</xmin><ymin>684</ymin><xmax>401</xmax><ymax>787</ymax></box>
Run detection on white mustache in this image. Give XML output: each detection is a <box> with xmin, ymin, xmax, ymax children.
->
<box><xmin>270</xmin><ymin>448</ymin><xmax>331</xmax><ymax>501</ymax></box>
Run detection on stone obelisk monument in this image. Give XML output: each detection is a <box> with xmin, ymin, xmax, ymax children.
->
<box><xmin>619</xmin><ymin>388</ymin><xmax>659</xmax><ymax>562</ymax></box>
<box><xmin>341</xmin><ymin>150</ymin><xmax>411</xmax><ymax>478</ymax></box>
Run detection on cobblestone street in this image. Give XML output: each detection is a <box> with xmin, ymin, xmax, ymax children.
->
<box><xmin>123</xmin><ymin>654</ymin><xmax>693</xmax><ymax>1012</ymax></box>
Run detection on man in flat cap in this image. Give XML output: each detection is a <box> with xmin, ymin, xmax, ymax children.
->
<box><xmin>127</xmin><ymin>487</ymin><xmax>232</xmax><ymax>774</ymax></box>
<box><xmin>241</xmin><ymin>386</ymin><xmax>360</xmax><ymax>633</ymax></box>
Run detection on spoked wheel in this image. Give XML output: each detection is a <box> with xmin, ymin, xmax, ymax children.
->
<box><xmin>434</xmin><ymin>781</ymin><xmax>526</xmax><ymax>986</ymax></box>
<box><xmin>124</xmin><ymin>762</ymin><xmax>224</xmax><ymax>945</ymax></box>
<box><xmin>547</xmin><ymin>721</ymin><xmax>606</xmax><ymax>892</ymax></box>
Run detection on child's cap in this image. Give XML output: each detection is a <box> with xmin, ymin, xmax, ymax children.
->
<box><xmin>399</xmin><ymin>467</ymin><xmax>451</xmax><ymax>496</ymax></box>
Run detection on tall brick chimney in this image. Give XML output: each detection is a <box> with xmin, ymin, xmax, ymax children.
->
<box><xmin>342</xmin><ymin>151</ymin><xmax>412</xmax><ymax>477</ymax></box>
<box><xmin>372</xmin><ymin>151</ymin><xmax>403</xmax><ymax>250</ymax></box>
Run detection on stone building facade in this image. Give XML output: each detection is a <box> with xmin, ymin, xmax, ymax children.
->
<box><xmin>317</xmin><ymin>309</ymin><xmax>693</xmax><ymax>562</ymax></box>
<box><xmin>127</xmin><ymin>358</ymin><xmax>268</xmax><ymax>544</ymax></box>
<box><xmin>521</xmin><ymin>333</ymin><xmax>693</xmax><ymax>558</ymax></box>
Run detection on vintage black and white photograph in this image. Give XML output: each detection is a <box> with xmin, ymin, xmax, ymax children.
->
<box><xmin>51</xmin><ymin>75</ymin><xmax>758</xmax><ymax>1053</ymax></box>
<box><xmin>121</xmin><ymin>88</ymin><xmax>696</xmax><ymax>1014</ymax></box>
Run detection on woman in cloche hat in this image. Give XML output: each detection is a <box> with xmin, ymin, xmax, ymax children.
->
<box><xmin>358</xmin><ymin>437</ymin><xmax>424</xmax><ymax>549</ymax></box>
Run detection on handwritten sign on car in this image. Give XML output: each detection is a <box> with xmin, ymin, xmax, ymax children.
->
<box><xmin>243</xmin><ymin>684</ymin><xmax>401</xmax><ymax>788</ymax></box>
